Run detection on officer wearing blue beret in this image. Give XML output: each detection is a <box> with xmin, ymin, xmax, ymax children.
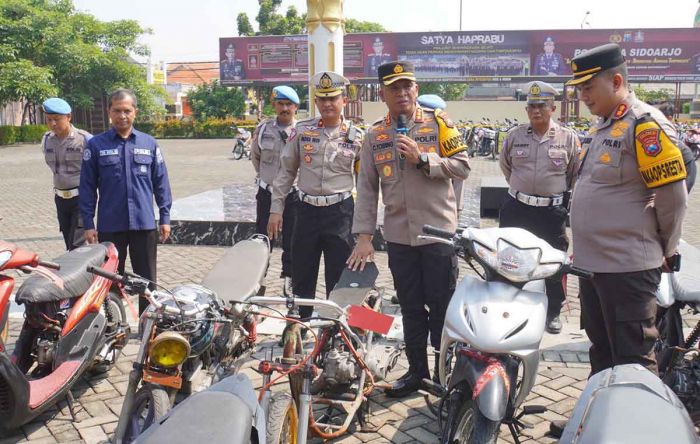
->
<box><xmin>42</xmin><ymin>97</ymin><xmax>92</xmax><ymax>250</ymax></box>
<box><xmin>251</xmin><ymin>85</ymin><xmax>300</xmax><ymax>296</ymax></box>
<box><xmin>80</xmin><ymin>89</ymin><xmax>172</xmax><ymax>314</ymax></box>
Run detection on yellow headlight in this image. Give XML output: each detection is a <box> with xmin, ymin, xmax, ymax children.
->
<box><xmin>149</xmin><ymin>332</ymin><xmax>190</xmax><ymax>368</ymax></box>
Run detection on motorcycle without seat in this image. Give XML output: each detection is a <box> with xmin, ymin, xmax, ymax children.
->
<box><xmin>201</xmin><ymin>235</ymin><xmax>270</xmax><ymax>304</ymax></box>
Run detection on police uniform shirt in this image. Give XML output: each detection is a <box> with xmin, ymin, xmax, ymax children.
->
<box><xmin>79</xmin><ymin>128</ymin><xmax>172</xmax><ymax>232</ymax></box>
<box><xmin>534</xmin><ymin>53</ymin><xmax>565</xmax><ymax>75</ymax></box>
<box><xmin>270</xmin><ymin>117</ymin><xmax>362</xmax><ymax>214</ymax></box>
<box><xmin>353</xmin><ymin>107</ymin><xmax>471</xmax><ymax>246</ymax></box>
<box><xmin>500</xmin><ymin>120</ymin><xmax>580</xmax><ymax>197</ymax></box>
<box><xmin>251</xmin><ymin>118</ymin><xmax>296</xmax><ymax>186</ymax></box>
<box><xmin>571</xmin><ymin>94</ymin><xmax>688</xmax><ymax>273</ymax></box>
<box><xmin>42</xmin><ymin>126</ymin><xmax>92</xmax><ymax>190</ymax></box>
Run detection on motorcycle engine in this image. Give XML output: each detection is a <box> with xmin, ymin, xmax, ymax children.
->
<box><xmin>322</xmin><ymin>349</ymin><xmax>359</xmax><ymax>385</ymax></box>
<box><xmin>156</xmin><ymin>285</ymin><xmax>218</xmax><ymax>357</ymax></box>
<box><xmin>664</xmin><ymin>350</ymin><xmax>700</xmax><ymax>416</ymax></box>
<box><xmin>365</xmin><ymin>344</ymin><xmax>402</xmax><ymax>382</ymax></box>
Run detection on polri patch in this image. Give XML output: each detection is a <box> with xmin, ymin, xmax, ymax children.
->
<box><xmin>83</xmin><ymin>149</ymin><xmax>91</xmax><ymax>161</ymax></box>
<box><xmin>304</xmin><ymin>154</ymin><xmax>312</xmax><ymax>164</ymax></box>
<box><xmin>636</xmin><ymin>128</ymin><xmax>662</xmax><ymax>157</ymax></box>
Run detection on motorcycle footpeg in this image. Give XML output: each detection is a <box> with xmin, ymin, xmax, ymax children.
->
<box><xmin>420</xmin><ymin>377</ymin><xmax>445</xmax><ymax>397</ymax></box>
<box><xmin>520</xmin><ymin>405</ymin><xmax>547</xmax><ymax>416</ymax></box>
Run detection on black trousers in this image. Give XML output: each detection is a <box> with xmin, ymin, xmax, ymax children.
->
<box><xmin>255</xmin><ymin>187</ymin><xmax>298</xmax><ymax>278</ymax></box>
<box><xmin>54</xmin><ymin>195</ymin><xmax>85</xmax><ymax>251</ymax></box>
<box><xmin>580</xmin><ymin>269</ymin><xmax>661</xmax><ymax>376</ymax></box>
<box><xmin>499</xmin><ymin>194</ymin><xmax>568</xmax><ymax>317</ymax></box>
<box><xmin>292</xmin><ymin>197</ymin><xmax>354</xmax><ymax>319</ymax></box>
<box><xmin>98</xmin><ymin>230</ymin><xmax>158</xmax><ymax>315</ymax></box>
<box><xmin>387</xmin><ymin>242</ymin><xmax>458</xmax><ymax>377</ymax></box>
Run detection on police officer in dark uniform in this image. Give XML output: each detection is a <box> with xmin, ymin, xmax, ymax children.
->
<box><xmin>80</xmin><ymin>89</ymin><xmax>172</xmax><ymax>314</ymax></box>
<box><xmin>268</xmin><ymin>72</ymin><xmax>363</xmax><ymax>320</ymax></box>
<box><xmin>365</xmin><ymin>37</ymin><xmax>392</xmax><ymax>77</ymax></box>
<box><xmin>499</xmin><ymin>81</ymin><xmax>580</xmax><ymax>334</ymax></box>
<box><xmin>41</xmin><ymin>98</ymin><xmax>91</xmax><ymax>250</ymax></box>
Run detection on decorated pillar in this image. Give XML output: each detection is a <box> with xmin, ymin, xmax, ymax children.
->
<box><xmin>306</xmin><ymin>0</ymin><xmax>345</xmax><ymax>116</ymax></box>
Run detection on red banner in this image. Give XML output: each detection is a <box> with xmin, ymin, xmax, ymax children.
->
<box><xmin>220</xmin><ymin>28</ymin><xmax>700</xmax><ymax>85</ymax></box>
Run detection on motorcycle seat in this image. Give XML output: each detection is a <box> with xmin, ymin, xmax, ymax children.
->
<box><xmin>135</xmin><ymin>391</ymin><xmax>252</xmax><ymax>444</ymax></box>
<box><xmin>202</xmin><ymin>237</ymin><xmax>268</xmax><ymax>304</ymax></box>
<box><xmin>670</xmin><ymin>240</ymin><xmax>700</xmax><ymax>304</ymax></box>
<box><xmin>15</xmin><ymin>243</ymin><xmax>108</xmax><ymax>304</ymax></box>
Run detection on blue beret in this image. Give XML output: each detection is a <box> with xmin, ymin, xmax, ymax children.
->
<box><xmin>417</xmin><ymin>94</ymin><xmax>447</xmax><ymax>110</ymax></box>
<box><xmin>272</xmin><ymin>86</ymin><xmax>300</xmax><ymax>105</ymax></box>
<box><xmin>43</xmin><ymin>98</ymin><xmax>71</xmax><ymax>114</ymax></box>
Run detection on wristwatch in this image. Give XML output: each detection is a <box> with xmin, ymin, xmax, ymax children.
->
<box><xmin>416</xmin><ymin>153</ymin><xmax>429</xmax><ymax>169</ymax></box>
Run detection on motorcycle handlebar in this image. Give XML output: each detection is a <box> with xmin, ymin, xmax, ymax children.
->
<box><xmin>422</xmin><ymin>225</ymin><xmax>455</xmax><ymax>240</ymax></box>
<box><xmin>37</xmin><ymin>260</ymin><xmax>60</xmax><ymax>270</ymax></box>
<box><xmin>86</xmin><ymin>265</ymin><xmax>125</xmax><ymax>283</ymax></box>
<box><xmin>564</xmin><ymin>265</ymin><xmax>594</xmax><ymax>280</ymax></box>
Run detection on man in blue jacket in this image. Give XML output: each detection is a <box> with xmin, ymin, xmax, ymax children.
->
<box><xmin>80</xmin><ymin>89</ymin><xmax>172</xmax><ymax>314</ymax></box>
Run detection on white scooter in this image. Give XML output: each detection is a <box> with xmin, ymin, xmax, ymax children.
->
<box><xmin>419</xmin><ymin>225</ymin><xmax>591</xmax><ymax>444</ymax></box>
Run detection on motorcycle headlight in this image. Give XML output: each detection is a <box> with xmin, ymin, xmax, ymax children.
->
<box><xmin>149</xmin><ymin>332</ymin><xmax>190</xmax><ymax>368</ymax></box>
<box><xmin>495</xmin><ymin>239</ymin><xmax>541</xmax><ymax>282</ymax></box>
<box><xmin>0</xmin><ymin>251</ymin><xmax>12</xmax><ymax>269</ymax></box>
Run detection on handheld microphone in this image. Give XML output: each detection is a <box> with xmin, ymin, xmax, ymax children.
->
<box><xmin>396</xmin><ymin>114</ymin><xmax>408</xmax><ymax>170</ymax></box>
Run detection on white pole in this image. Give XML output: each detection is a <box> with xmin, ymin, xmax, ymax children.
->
<box><xmin>306</xmin><ymin>0</ymin><xmax>345</xmax><ymax>116</ymax></box>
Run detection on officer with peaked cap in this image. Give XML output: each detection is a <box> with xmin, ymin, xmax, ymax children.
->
<box><xmin>41</xmin><ymin>97</ymin><xmax>92</xmax><ymax>250</ymax></box>
<box><xmin>251</xmin><ymin>85</ymin><xmax>300</xmax><ymax>296</ymax></box>
<box><xmin>567</xmin><ymin>43</ymin><xmax>687</xmax><ymax>376</ymax></box>
<box><xmin>549</xmin><ymin>41</ymin><xmax>689</xmax><ymax>439</ymax></box>
<box><xmin>268</xmin><ymin>72</ymin><xmax>363</xmax><ymax>321</ymax></box>
<box><xmin>349</xmin><ymin>61</ymin><xmax>470</xmax><ymax>397</ymax></box>
<box><xmin>499</xmin><ymin>81</ymin><xmax>580</xmax><ymax>334</ymax></box>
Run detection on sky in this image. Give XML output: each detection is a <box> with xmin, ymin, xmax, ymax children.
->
<box><xmin>72</xmin><ymin>0</ymin><xmax>700</xmax><ymax>63</ymax></box>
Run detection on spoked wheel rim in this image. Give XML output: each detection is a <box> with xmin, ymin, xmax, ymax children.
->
<box><xmin>281</xmin><ymin>402</ymin><xmax>299</xmax><ymax>444</ymax></box>
<box><xmin>453</xmin><ymin>405</ymin><xmax>475</xmax><ymax>443</ymax></box>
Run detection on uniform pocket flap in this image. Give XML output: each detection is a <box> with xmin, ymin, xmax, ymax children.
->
<box><xmin>134</xmin><ymin>154</ymin><xmax>153</xmax><ymax>165</ymax></box>
<box><xmin>615</xmin><ymin>301</ymin><xmax>656</xmax><ymax>322</ymax></box>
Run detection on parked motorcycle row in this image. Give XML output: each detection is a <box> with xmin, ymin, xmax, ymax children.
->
<box><xmin>2</xmin><ymin>223</ymin><xmax>700</xmax><ymax>443</ymax></box>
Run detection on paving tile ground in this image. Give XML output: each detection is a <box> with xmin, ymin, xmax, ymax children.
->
<box><xmin>1</xmin><ymin>139</ymin><xmax>699</xmax><ymax>443</ymax></box>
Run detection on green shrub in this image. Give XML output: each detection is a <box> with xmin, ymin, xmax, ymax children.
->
<box><xmin>18</xmin><ymin>125</ymin><xmax>48</xmax><ymax>143</ymax></box>
<box><xmin>0</xmin><ymin>125</ymin><xmax>48</xmax><ymax>145</ymax></box>
<box><xmin>136</xmin><ymin>118</ymin><xmax>257</xmax><ymax>139</ymax></box>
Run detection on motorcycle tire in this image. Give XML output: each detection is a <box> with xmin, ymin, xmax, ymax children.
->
<box><xmin>233</xmin><ymin>143</ymin><xmax>244</xmax><ymax>160</ymax></box>
<box><xmin>90</xmin><ymin>289</ymin><xmax>128</xmax><ymax>374</ymax></box>
<box><xmin>266</xmin><ymin>392</ymin><xmax>299</xmax><ymax>444</ymax></box>
<box><xmin>444</xmin><ymin>394</ymin><xmax>500</xmax><ymax>444</ymax></box>
<box><xmin>123</xmin><ymin>385</ymin><xmax>171</xmax><ymax>443</ymax></box>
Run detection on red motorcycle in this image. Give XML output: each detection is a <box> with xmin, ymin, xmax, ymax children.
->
<box><xmin>0</xmin><ymin>241</ymin><xmax>134</xmax><ymax>430</ymax></box>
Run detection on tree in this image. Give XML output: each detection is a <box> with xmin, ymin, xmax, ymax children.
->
<box><xmin>188</xmin><ymin>80</ymin><xmax>246</xmax><ymax>120</ymax></box>
<box><xmin>0</xmin><ymin>0</ymin><xmax>164</xmax><ymax>122</ymax></box>
<box><xmin>633</xmin><ymin>85</ymin><xmax>673</xmax><ymax>104</ymax></box>
<box><xmin>345</xmin><ymin>18</ymin><xmax>386</xmax><ymax>33</ymax></box>
<box><xmin>418</xmin><ymin>83</ymin><xmax>468</xmax><ymax>101</ymax></box>
<box><xmin>237</xmin><ymin>12</ymin><xmax>254</xmax><ymax>36</ymax></box>
<box><xmin>236</xmin><ymin>1</ymin><xmax>386</xmax><ymax>36</ymax></box>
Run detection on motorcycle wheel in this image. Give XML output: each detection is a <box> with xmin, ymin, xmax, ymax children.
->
<box><xmin>266</xmin><ymin>392</ymin><xmax>299</xmax><ymax>444</ymax></box>
<box><xmin>233</xmin><ymin>142</ymin><xmax>244</xmax><ymax>160</ymax></box>
<box><xmin>90</xmin><ymin>289</ymin><xmax>128</xmax><ymax>374</ymax></box>
<box><xmin>446</xmin><ymin>397</ymin><xmax>500</xmax><ymax>444</ymax></box>
<box><xmin>123</xmin><ymin>385</ymin><xmax>171</xmax><ymax>442</ymax></box>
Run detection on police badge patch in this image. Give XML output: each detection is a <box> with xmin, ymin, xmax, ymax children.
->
<box><xmin>636</xmin><ymin>128</ymin><xmax>662</xmax><ymax>157</ymax></box>
<box><xmin>83</xmin><ymin>149</ymin><xmax>91</xmax><ymax>161</ymax></box>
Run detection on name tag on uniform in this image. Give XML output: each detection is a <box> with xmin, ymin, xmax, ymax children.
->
<box><xmin>133</xmin><ymin>148</ymin><xmax>151</xmax><ymax>156</ymax></box>
<box><xmin>99</xmin><ymin>149</ymin><xmax>118</xmax><ymax>156</ymax></box>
